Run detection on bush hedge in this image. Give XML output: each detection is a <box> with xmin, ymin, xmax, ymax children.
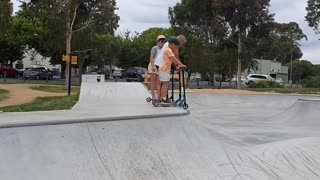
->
<box><xmin>249</xmin><ymin>81</ymin><xmax>283</xmax><ymax>88</ymax></box>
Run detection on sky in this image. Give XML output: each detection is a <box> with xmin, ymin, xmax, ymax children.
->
<box><xmin>12</xmin><ymin>0</ymin><xmax>320</xmax><ymax>64</ymax></box>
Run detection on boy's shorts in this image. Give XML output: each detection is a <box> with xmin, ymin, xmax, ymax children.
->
<box><xmin>159</xmin><ymin>72</ymin><xmax>170</xmax><ymax>82</ymax></box>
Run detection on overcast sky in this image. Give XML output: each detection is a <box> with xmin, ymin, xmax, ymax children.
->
<box><xmin>12</xmin><ymin>0</ymin><xmax>320</xmax><ymax>64</ymax></box>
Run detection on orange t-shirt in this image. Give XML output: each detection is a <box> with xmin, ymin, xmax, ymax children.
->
<box><xmin>159</xmin><ymin>48</ymin><xmax>175</xmax><ymax>73</ymax></box>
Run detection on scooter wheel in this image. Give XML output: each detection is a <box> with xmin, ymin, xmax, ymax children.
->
<box><xmin>152</xmin><ymin>100</ymin><xmax>160</xmax><ymax>107</ymax></box>
<box><xmin>146</xmin><ymin>97</ymin><xmax>152</xmax><ymax>102</ymax></box>
<box><xmin>183</xmin><ymin>104</ymin><xmax>189</xmax><ymax>110</ymax></box>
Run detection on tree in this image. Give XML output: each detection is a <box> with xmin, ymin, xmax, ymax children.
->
<box><xmin>286</xmin><ymin>60</ymin><xmax>317</xmax><ymax>83</ymax></box>
<box><xmin>306</xmin><ymin>0</ymin><xmax>320</xmax><ymax>34</ymax></box>
<box><xmin>169</xmin><ymin>0</ymin><xmax>228</xmax><ymax>85</ymax></box>
<box><xmin>0</xmin><ymin>39</ymin><xmax>24</xmax><ymax>66</ymax></box>
<box><xmin>21</xmin><ymin>0</ymin><xmax>119</xmax><ymax>86</ymax></box>
<box><xmin>212</xmin><ymin>0</ymin><xmax>274</xmax><ymax>88</ymax></box>
<box><xmin>250</xmin><ymin>22</ymin><xmax>306</xmax><ymax>64</ymax></box>
<box><xmin>0</xmin><ymin>1</ymin><xmax>24</xmax><ymax>66</ymax></box>
<box><xmin>0</xmin><ymin>0</ymin><xmax>12</xmax><ymax>38</ymax></box>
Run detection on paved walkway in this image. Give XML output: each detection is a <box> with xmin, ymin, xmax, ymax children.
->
<box><xmin>0</xmin><ymin>84</ymin><xmax>67</xmax><ymax>107</ymax></box>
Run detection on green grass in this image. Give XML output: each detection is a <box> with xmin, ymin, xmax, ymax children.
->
<box><xmin>0</xmin><ymin>95</ymin><xmax>79</xmax><ymax>112</ymax></box>
<box><xmin>0</xmin><ymin>89</ymin><xmax>9</xmax><ymax>101</ymax></box>
<box><xmin>248</xmin><ymin>88</ymin><xmax>320</xmax><ymax>95</ymax></box>
<box><xmin>31</xmin><ymin>85</ymin><xmax>80</xmax><ymax>94</ymax></box>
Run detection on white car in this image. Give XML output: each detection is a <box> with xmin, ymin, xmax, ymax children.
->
<box><xmin>244</xmin><ymin>74</ymin><xmax>274</xmax><ymax>86</ymax></box>
<box><xmin>231</xmin><ymin>76</ymin><xmax>245</xmax><ymax>83</ymax></box>
<box><xmin>275</xmin><ymin>78</ymin><xmax>284</xmax><ymax>85</ymax></box>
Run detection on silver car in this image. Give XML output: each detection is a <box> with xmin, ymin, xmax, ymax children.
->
<box><xmin>244</xmin><ymin>74</ymin><xmax>274</xmax><ymax>86</ymax></box>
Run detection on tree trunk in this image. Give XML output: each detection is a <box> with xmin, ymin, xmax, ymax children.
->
<box><xmin>65</xmin><ymin>30</ymin><xmax>71</xmax><ymax>89</ymax></box>
<box><xmin>65</xmin><ymin>0</ymin><xmax>77</xmax><ymax>89</ymax></box>
<box><xmin>236</xmin><ymin>32</ymin><xmax>242</xmax><ymax>89</ymax></box>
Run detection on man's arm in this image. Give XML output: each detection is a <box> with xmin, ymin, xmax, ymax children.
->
<box><xmin>170</xmin><ymin>56</ymin><xmax>185</xmax><ymax>68</ymax></box>
<box><xmin>172</xmin><ymin>48</ymin><xmax>183</xmax><ymax>66</ymax></box>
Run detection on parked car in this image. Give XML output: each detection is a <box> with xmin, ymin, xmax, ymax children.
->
<box><xmin>112</xmin><ymin>69</ymin><xmax>125</xmax><ymax>79</ymax></box>
<box><xmin>244</xmin><ymin>74</ymin><xmax>274</xmax><ymax>86</ymax></box>
<box><xmin>0</xmin><ymin>66</ymin><xmax>19</xmax><ymax>78</ymax></box>
<box><xmin>231</xmin><ymin>76</ymin><xmax>245</xmax><ymax>83</ymax></box>
<box><xmin>125</xmin><ymin>67</ymin><xmax>146</xmax><ymax>82</ymax></box>
<box><xmin>23</xmin><ymin>67</ymin><xmax>53</xmax><ymax>80</ymax></box>
<box><xmin>275</xmin><ymin>78</ymin><xmax>284</xmax><ymax>85</ymax></box>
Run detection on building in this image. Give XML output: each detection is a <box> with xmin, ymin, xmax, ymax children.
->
<box><xmin>13</xmin><ymin>49</ymin><xmax>62</xmax><ymax>77</ymax></box>
<box><xmin>244</xmin><ymin>59</ymin><xmax>289</xmax><ymax>83</ymax></box>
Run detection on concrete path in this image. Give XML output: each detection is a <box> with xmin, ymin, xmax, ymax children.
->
<box><xmin>0</xmin><ymin>84</ymin><xmax>66</xmax><ymax>107</ymax></box>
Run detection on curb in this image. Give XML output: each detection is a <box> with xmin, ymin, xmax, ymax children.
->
<box><xmin>0</xmin><ymin>110</ymin><xmax>190</xmax><ymax>129</ymax></box>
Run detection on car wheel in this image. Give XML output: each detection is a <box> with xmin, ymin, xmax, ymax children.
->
<box><xmin>48</xmin><ymin>75</ymin><xmax>53</xmax><ymax>80</ymax></box>
<box><xmin>36</xmin><ymin>75</ymin><xmax>40</xmax><ymax>80</ymax></box>
<box><xmin>0</xmin><ymin>74</ymin><xmax>3</xmax><ymax>78</ymax></box>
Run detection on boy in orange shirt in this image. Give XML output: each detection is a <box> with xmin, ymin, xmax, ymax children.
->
<box><xmin>158</xmin><ymin>37</ymin><xmax>186</xmax><ymax>103</ymax></box>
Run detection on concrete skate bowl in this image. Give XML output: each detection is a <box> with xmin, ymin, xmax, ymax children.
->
<box><xmin>1</xmin><ymin>93</ymin><xmax>320</xmax><ymax>180</ymax></box>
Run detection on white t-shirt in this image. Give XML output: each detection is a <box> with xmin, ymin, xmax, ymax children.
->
<box><xmin>154</xmin><ymin>42</ymin><xmax>169</xmax><ymax>67</ymax></box>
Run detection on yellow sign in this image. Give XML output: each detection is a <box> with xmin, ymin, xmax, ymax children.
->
<box><xmin>71</xmin><ymin>56</ymin><xmax>78</xmax><ymax>65</ymax></box>
<box><xmin>62</xmin><ymin>55</ymin><xmax>70</xmax><ymax>62</ymax></box>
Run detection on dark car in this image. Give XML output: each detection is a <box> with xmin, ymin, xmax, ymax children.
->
<box><xmin>125</xmin><ymin>67</ymin><xmax>146</xmax><ymax>82</ymax></box>
<box><xmin>23</xmin><ymin>67</ymin><xmax>53</xmax><ymax>80</ymax></box>
<box><xmin>0</xmin><ymin>66</ymin><xmax>19</xmax><ymax>78</ymax></box>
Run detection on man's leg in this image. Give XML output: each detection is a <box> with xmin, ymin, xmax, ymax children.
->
<box><xmin>160</xmin><ymin>82</ymin><xmax>169</xmax><ymax>101</ymax></box>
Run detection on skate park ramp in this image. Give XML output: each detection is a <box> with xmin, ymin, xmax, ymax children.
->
<box><xmin>1</xmin><ymin>92</ymin><xmax>320</xmax><ymax>179</ymax></box>
<box><xmin>0</xmin><ymin>82</ymin><xmax>188</xmax><ymax>128</ymax></box>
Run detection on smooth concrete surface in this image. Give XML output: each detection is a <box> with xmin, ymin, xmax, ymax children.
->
<box><xmin>0</xmin><ymin>82</ymin><xmax>188</xmax><ymax>128</ymax></box>
<box><xmin>1</xmin><ymin>86</ymin><xmax>320</xmax><ymax>179</ymax></box>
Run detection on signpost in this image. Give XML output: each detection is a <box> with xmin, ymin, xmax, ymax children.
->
<box><xmin>63</xmin><ymin>55</ymin><xmax>78</xmax><ymax>96</ymax></box>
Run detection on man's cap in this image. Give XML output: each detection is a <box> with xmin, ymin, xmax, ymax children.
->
<box><xmin>157</xmin><ymin>35</ymin><xmax>166</xmax><ymax>41</ymax></box>
<box><xmin>168</xmin><ymin>37</ymin><xmax>180</xmax><ymax>46</ymax></box>
<box><xmin>177</xmin><ymin>35</ymin><xmax>187</xmax><ymax>43</ymax></box>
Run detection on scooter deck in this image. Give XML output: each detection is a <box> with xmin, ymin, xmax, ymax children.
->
<box><xmin>158</xmin><ymin>102</ymin><xmax>177</xmax><ymax>107</ymax></box>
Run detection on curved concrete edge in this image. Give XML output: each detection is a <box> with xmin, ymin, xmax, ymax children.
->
<box><xmin>0</xmin><ymin>110</ymin><xmax>190</xmax><ymax>129</ymax></box>
<box><xmin>298</xmin><ymin>99</ymin><xmax>320</xmax><ymax>102</ymax></box>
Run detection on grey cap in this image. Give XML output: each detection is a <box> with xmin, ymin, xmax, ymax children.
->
<box><xmin>177</xmin><ymin>35</ymin><xmax>187</xmax><ymax>43</ymax></box>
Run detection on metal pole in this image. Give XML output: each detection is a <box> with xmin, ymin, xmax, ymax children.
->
<box><xmin>68</xmin><ymin>57</ymin><xmax>72</xmax><ymax>96</ymax></box>
<box><xmin>4</xmin><ymin>71</ymin><xmax>6</xmax><ymax>82</ymax></box>
<box><xmin>290</xmin><ymin>49</ymin><xmax>293</xmax><ymax>88</ymax></box>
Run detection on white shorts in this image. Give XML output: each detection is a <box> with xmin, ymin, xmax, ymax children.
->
<box><xmin>159</xmin><ymin>72</ymin><xmax>170</xmax><ymax>82</ymax></box>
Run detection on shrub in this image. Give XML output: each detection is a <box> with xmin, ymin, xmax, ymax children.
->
<box><xmin>302</xmin><ymin>76</ymin><xmax>320</xmax><ymax>88</ymax></box>
<box><xmin>249</xmin><ymin>81</ymin><xmax>283</xmax><ymax>88</ymax></box>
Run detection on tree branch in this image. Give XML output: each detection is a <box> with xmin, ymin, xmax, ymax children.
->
<box><xmin>229</xmin><ymin>38</ymin><xmax>239</xmax><ymax>46</ymax></box>
<box><xmin>73</xmin><ymin>17</ymin><xmax>94</xmax><ymax>33</ymax></box>
<box><xmin>70</xmin><ymin>4</ymin><xmax>78</xmax><ymax>29</ymax></box>
<box><xmin>72</xmin><ymin>49</ymin><xmax>95</xmax><ymax>53</ymax></box>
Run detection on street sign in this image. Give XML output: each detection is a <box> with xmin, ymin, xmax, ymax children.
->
<box><xmin>71</xmin><ymin>56</ymin><xmax>78</xmax><ymax>65</ymax></box>
<box><xmin>62</xmin><ymin>55</ymin><xmax>70</xmax><ymax>62</ymax></box>
<box><xmin>63</xmin><ymin>55</ymin><xmax>70</xmax><ymax>62</ymax></box>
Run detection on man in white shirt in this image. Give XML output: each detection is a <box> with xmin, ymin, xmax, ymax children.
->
<box><xmin>154</xmin><ymin>35</ymin><xmax>187</xmax><ymax>70</ymax></box>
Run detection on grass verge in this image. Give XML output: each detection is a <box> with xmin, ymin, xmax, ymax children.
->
<box><xmin>31</xmin><ymin>85</ymin><xmax>80</xmax><ymax>94</ymax></box>
<box><xmin>0</xmin><ymin>95</ymin><xmax>79</xmax><ymax>112</ymax></box>
<box><xmin>248</xmin><ymin>88</ymin><xmax>320</xmax><ymax>95</ymax></box>
<box><xmin>0</xmin><ymin>89</ymin><xmax>9</xmax><ymax>101</ymax></box>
